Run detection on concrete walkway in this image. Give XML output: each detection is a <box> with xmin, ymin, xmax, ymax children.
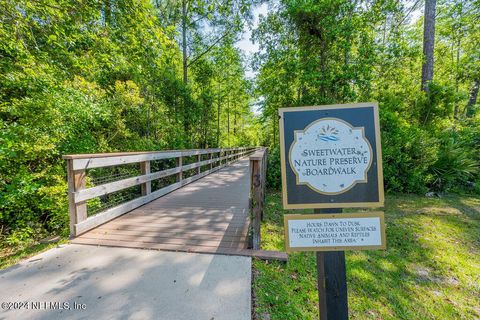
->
<box><xmin>0</xmin><ymin>244</ymin><xmax>251</xmax><ymax>320</ymax></box>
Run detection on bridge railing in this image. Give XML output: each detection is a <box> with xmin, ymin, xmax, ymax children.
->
<box><xmin>64</xmin><ymin>147</ymin><xmax>258</xmax><ymax>237</ymax></box>
<box><xmin>249</xmin><ymin>148</ymin><xmax>268</xmax><ymax>250</ymax></box>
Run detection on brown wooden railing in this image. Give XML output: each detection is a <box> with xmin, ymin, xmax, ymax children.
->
<box><xmin>64</xmin><ymin>147</ymin><xmax>258</xmax><ymax>237</ymax></box>
<box><xmin>249</xmin><ymin>148</ymin><xmax>267</xmax><ymax>250</ymax></box>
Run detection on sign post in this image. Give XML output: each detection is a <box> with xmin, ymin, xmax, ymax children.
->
<box><xmin>279</xmin><ymin>103</ymin><xmax>385</xmax><ymax>320</ymax></box>
<box><xmin>315</xmin><ymin>208</ymin><xmax>347</xmax><ymax>320</ymax></box>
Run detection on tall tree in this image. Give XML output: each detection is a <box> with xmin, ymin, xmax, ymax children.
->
<box><xmin>421</xmin><ymin>0</ymin><xmax>437</xmax><ymax>92</ymax></box>
<box><xmin>154</xmin><ymin>0</ymin><xmax>253</xmax><ymax>143</ymax></box>
<box><xmin>164</xmin><ymin>0</ymin><xmax>253</xmax><ymax>84</ymax></box>
<box><xmin>182</xmin><ymin>0</ymin><xmax>188</xmax><ymax>83</ymax></box>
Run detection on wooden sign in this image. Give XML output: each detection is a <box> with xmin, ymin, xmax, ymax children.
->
<box><xmin>279</xmin><ymin>102</ymin><xmax>384</xmax><ymax>209</ymax></box>
<box><xmin>284</xmin><ymin>212</ymin><xmax>386</xmax><ymax>252</ymax></box>
<box><xmin>278</xmin><ymin>103</ymin><xmax>386</xmax><ymax>320</ymax></box>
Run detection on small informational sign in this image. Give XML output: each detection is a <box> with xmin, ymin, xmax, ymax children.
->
<box><xmin>279</xmin><ymin>103</ymin><xmax>384</xmax><ymax>209</ymax></box>
<box><xmin>284</xmin><ymin>212</ymin><xmax>386</xmax><ymax>252</ymax></box>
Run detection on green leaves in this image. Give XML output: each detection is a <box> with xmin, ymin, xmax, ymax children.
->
<box><xmin>254</xmin><ymin>0</ymin><xmax>480</xmax><ymax>195</ymax></box>
<box><xmin>0</xmin><ymin>0</ymin><xmax>259</xmax><ymax>243</ymax></box>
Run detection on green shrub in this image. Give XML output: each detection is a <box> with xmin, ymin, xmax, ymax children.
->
<box><xmin>427</xmin><ymin>120</ymin><xmax>480</xmax><ymax>192</ymax></box>
<box><xmin>429</xmin><ymin>137</ymin><xmax>478</xmax><ymax>192</ymax></box>
<box><xmin>266</xmin><ymin>146</ymin><xmax>282</xmax><ymax>190</ymax></box>
<box><xmin>415</xmin><ymin>82</ymin><xmax>460</xmax><ymax>126</ymax></box>
<box><xmin>380</xmin><ymin>109</ymin><xmax>439</xmax><ymax>193</ymax></box>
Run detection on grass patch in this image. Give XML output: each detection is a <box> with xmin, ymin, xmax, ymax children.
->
<box><xmin>253</xmin><ymin>191</ymin><xmax>480</xmax><ymax>319</ymax></box>
<box><xmin>0</xmin><ymin>238</ymin><xmax>68</xmax><ymax>270</ymax></box>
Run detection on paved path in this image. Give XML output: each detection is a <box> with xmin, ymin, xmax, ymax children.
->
<box><xmin>0</xmin><ymin>244</ymin><xmax>251</xmax><ymax>320</ymax></box>
<box><xmin>72</xmin><ymin>159</ymin><xmax>251</xmax><ymax>254</ymax></box>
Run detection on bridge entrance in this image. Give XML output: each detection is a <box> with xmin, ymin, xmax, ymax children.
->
<box><xmin>64</xmin><ymin>148</ymin><xmax>285</xmax><ymax>260</ymax></box>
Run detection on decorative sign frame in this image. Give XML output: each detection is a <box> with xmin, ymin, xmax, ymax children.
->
<box><xmin>279</xmin><ymin>103</ymin><xmax>384</xmax><ymax>209</ymax></box>
<box><xmin>284</xmin><ymin>212</ymin><xmax>386</xmax><ymax>252</ymax></box>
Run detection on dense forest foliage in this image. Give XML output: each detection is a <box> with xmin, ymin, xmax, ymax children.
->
<box><xmin>1</xmin><ymin>0</ymin><xmax>479</xmax><ymax>244</ymax></box>
<box><xmin>255</xmin><ymin>0</ymin><xmax>480</xmax><ymax>195</ymax></box>
<box><xmin>0</xmin><ymin>0</ymin><xmax>259</xmax><ymax>243</ymax></box>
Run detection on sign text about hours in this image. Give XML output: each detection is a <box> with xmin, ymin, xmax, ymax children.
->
<box><xmin>284</xmin><ymin>212</ymin><xmax>386</xmax><ymax>252</ymax></box>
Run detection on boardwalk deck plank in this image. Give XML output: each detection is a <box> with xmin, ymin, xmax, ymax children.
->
<box><xmin>73</xmin><ymin>159</ymin><xmax>252</xmax><ymax>252</ymax></box>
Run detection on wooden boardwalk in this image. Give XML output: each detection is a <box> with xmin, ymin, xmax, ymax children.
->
<box><xmin>72</xmin><ymin>159</ymin><xmax>252</xmax><ymax>254</ymax></box>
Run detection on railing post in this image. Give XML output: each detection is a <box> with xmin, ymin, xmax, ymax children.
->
<box><xmin>261</xmin><ymin>149</ymin><xmax>267</xmax><ymax>220</ymax></box>
<box><xmin>197</xmin><ymin>153</ymin><xmax>201</xmax><ymax>175</ymax></box>
<box><xmin>66</xmin><ymin>159</ymin><xmax>87</xmax><ymax>238</ymax></box>
<box><xmin>210</xmin><ymin>152</ymin><xmax>214</xmax><ymax>170</ymax></box>
<box><xmin>140</xmin><ymin>161</ymin><xmax>151</xmax><ymax>196</ymax></box>
<box><xmin>176</xmin><ymin>156</ymin><xmax>183</xmax><ymax>182</ymax></box>
<box><xmin>250</xmin><ymin>158</ymin><xmax>261</xmax><ymax>250</ymax></box>
<box><xmin>249</xmin><ymin>148</ymin><xmax>268</xmax><ymax>250</ymax></box>
<box><xmin>250</xmin><ymin>160</ymin><xmax>261</xmax><ymax>250</ymax></box>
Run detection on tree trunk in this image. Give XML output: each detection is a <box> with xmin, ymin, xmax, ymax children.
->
<box><xmin>227</xmin><ymin>95</ymin><xmax>230</xmax><ymax>147</ymax></box>
<box><xmin>233</xmin><ymin>111</ymin><xmax>237</xmax><ymax>134</ymax></box>
<box><xmin>454</xmin><ymin>39</ymin><xmax>461</xmax><ymax>118</ymax></box>
<box><xmin>421</xmin><ymin>0</ymin><xmax>436</xmax><ymax>92</ymax></box>
<box><xmin>181</xmin><ymin>0</ymin><xmax>189</xmax><ymax>142</ymax></box>
<box><xmin>182</xmin><ymin>0</ymin><xmax>188</xmax><ymax>84</ymax></box>
<box><xmin>466</xmin><ymin>79</ymin><xmax>479</xmax><ymax>117</ymax></box>
<box><xmin>217</xmin><ymin>84</ymin><xmax>221</xmax><ymax>147</ymax></box>
<box><xmin>454</xmin><ymin>5</ymin><xmax>463</xmax><ymax>117</ymax></box>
